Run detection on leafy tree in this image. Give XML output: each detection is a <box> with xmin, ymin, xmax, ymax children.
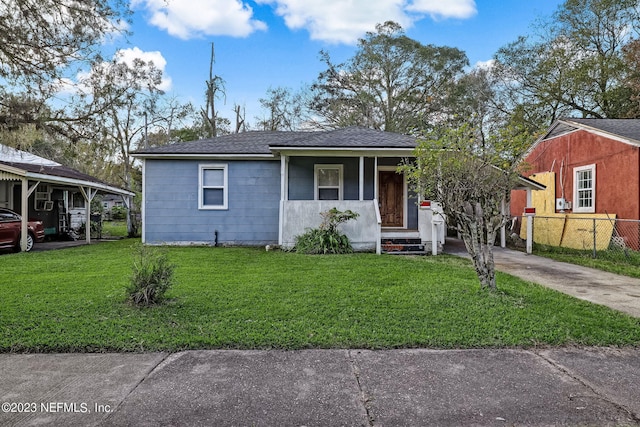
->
<box><xmin>311</xmin><ymin>21</ymin><xmax>468</xmax><ymax>133</ymax></box>
<box><xmin>256</xmin><ymin>86</ymin><xmax>307</xmax><ymax>131</ymax></box>
<box><xmin>0</xmin><ymin>0</ymin><xmax>129</xmax><ymax>132</ymax></box>
<box><xmin>621</xmin><ymin>38</ymin><xmax>640</xmax><ymax>117</ymax></box>
<box><xmin>493</xmin><ymin>0</ymin><xmax>640</xmax><ymax>127</ymax></box>
<box><xmin>402</xmin><ymin>124</ymin><xmax>532</xmax><ymax>290</ymax></box>
<box><xmin>75</xmin><ymin>54</ymin><xmax>164</xmax><ymax>190</ymax></box>
<box><xmin>0</xmin><ymin>0</ymin><xmax>127</xmax><ymax>84</ymax></box>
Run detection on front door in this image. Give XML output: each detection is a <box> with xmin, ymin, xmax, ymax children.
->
<box><xmin>378</xmin><ymin>170</ymin><xmax>404</xmax><ymax>227</ymax></box>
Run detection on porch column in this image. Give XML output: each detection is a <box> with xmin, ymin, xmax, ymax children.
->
<box><xmin>373</xmin><ymin>157</ymin><xmax>378</xmax><ymax>200</ymax></box>
<box><xmin>278</xmin><ymin>155</ymin><xmax>288</xmax><ymax>246</ymax></box>
<box><xmin>359</xmin><ymin>156</ymin><xmax>364</xmax><ymax>201</ymax></box>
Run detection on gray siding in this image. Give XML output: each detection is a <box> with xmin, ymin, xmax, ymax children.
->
<box><xmin>288</xmin><ymin>157</ymin><xmax>360</xmax><ymax>200</ymax></box>
<box><xmin>144</xmin><ymin>159</ymin><xmax>281</xmax><ymax>245</ymax></box>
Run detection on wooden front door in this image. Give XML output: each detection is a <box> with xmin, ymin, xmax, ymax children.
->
<box><xmin>379</xmin><ymin>170</ymin><xmax>404</xmax><ymax>227</ymax></box>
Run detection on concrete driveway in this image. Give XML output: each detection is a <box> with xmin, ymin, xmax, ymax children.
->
<box><xmin>444</xmin><ymin>238</ymin><xmax>640</xmax><ymax>318</ymax></box>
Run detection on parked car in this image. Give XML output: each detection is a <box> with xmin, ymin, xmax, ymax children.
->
<box><xmin>0</xmin><ymin>208</ymin><xmax>45</xmax><ymax>252</ymax></box>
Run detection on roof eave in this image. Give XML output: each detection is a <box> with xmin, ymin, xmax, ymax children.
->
<box><xmin>24</xmin><ymin>170</ymin><xmax>135</xmax><ymax>196</ymax></box>
<box><xmin>560</xmin><ymin>119</ymin><xmax>640</xmax><ymax>147</ymax></box>
<box><xmin>132</xmin><ymin>153</ymin><xmax>275</xmax><ymax>160</ymax></box>
<box><xmin>515</xmin><ymin>175</ymin><xmax>546</xmax><ymax>191</ymax></box>
<box><xmin>270</xmin><ymin>146</ymin><xmax>416</xmax><ymax>157</ymax></box>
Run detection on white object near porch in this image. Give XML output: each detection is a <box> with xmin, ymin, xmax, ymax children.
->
<box><xmin>417</xmin><ymin>201</ymin><xmax>445</xmax><ymax>255</ymax></box>
<box><xmin>281</xmin><ymin>200</ymin><xmax>381</xmax><ymax>253</ymax></box>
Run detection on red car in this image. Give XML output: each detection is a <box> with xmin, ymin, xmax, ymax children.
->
<box><xmin>0</xmin><ymin>208</ymin><xmax>45</xmax><ymax>252</ymax></box>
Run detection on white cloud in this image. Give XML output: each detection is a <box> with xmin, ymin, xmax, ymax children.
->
<box><xmin>132</xmin><ymin>0</ymin><xmax>267</xmax><ymax>39</ymax></box>
<box><xmin>257</xmin><ymin>0</ymin><xmax>477</xmax><ymax>44</ymax></box>
<box><xmin>256</xmin><ymin>0</ymin><xmax>411</xmax><ymax>44</ymax></box>
<box><xmin>132</xmin><ymin>0</ymin><xmax>476</xmax><ymax>44</ymax></box>
<box><xmin>474</xmin><ymin>59</ymin><xmax>496</xmax><ymax>71</ymax></box>
<box><xmin>406</xmin><ymin>0</ymin><xmax>476</xmax><ymax>19</ymax></box>
<box><xmin>54</xmin><ymin>47</ymin><xmax>173</xmax><ymax>96</ymax></box>
<box><xmin>115</xmin><ymin>47</ymin><xmax>173</xmax><ymax>91</ymax></box>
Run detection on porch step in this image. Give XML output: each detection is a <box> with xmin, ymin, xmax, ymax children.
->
<box><xmin>381</xmin><ymin>238</ymin><xmax>426</xmax><ymax>254</ymax></box>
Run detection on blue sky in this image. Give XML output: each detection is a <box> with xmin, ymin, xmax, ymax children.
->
<box><xmin>115</xmin><ymin>0</ymin><xmax>565</xmax><ymax>126</ymax></box>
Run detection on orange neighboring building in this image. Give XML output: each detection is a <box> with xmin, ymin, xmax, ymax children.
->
<box><xmin>511</xmin><ymin>118</ymin><xmax>640</xmax><ymax>250</ymax></box>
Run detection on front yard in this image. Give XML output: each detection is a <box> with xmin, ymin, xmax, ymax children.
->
<box><xmin>1</xmin><ymin>239</ymin><xmax>639</xmax><ymax>352</ymax></box>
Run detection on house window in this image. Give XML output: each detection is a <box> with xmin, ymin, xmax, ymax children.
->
<box><xmin>199</xmin><ymin>164</ymin><xmax>228</xmax><ymax>210</ymax></box>
<box><xmin>314</xmin><ymin>164</ymin><xmax>343</xmax><ymax>200</ymax></box>
<box><xmin>573</xmin><ymin>164</ymin><xmax>595</xmax><ymax>213</ymax></box>
<box><xmin>34</xmin><ymin>184</ymin><xmax>52</xmax><ymax>211</ymax></box>
<box><xmin>72</xmin><ymin>193</ymin><xmax>85</xmax><ymax>209</ymax></box>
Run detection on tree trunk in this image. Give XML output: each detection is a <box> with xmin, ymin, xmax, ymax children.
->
<box><xmin>459</xmin><ymin>202</ymin><xmax>497</xmax><ymax>290</ymax></box>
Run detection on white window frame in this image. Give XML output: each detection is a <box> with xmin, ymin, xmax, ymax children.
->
<box><xmin>314</xmin><ymin>164</ymin><xmax>343</xmax><ymax>201</ymax></box>
<box><xmin>199</xmin><ymin>164</ymin><xmax>228</xmax><ymax>210</ymax></box>
<box><xmin>573</xmin><ymin>164</ymin><xmax>596</xmax><ymax>213</ymax></box>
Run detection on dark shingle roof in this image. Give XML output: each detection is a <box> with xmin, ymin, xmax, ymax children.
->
<box><xmin>272</xmin><ymin>126</ymin><xmax>417</xmax><ymax>148</ymax></box>
<box><xmin>134</xmin><ymin>131</ymin><xmax>310</xmax><ymax>155</ymax></box>
<box><xmin>556</xmin><ymin>118</ymin><xmax>640</xmax><ymax>145</ymax></box>
<box><xmin>0</xmin><ymin>160</ymin><xmax>105</xmax><ymax>183</ymax></box>
<box><xmin>133</xmin><ymin>127</ymin><xmax>417</xmax><ymax>156</ymax></box>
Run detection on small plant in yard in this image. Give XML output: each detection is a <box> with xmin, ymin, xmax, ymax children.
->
<box><xmin>127</xmin><ymin>244</ymin><xmax>175</xmax><ymax>306</ymax></box>
<box><xmin>295</xmin><ymin>207</ymin><xmax>359</xmax><ymax>254</ymax></box>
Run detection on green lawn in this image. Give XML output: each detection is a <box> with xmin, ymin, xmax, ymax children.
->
<box><xmin>1</xmin><ymin>239</ymin><xmax>639</xmax><ymax>352</ymax></box>
<box><xmin>100</xmin><ymin>220</ymin><xmax>128</xmax><ymax>238</ymax></box>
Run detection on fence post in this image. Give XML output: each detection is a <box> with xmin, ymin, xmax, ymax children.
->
<box><xmin>526</xmin><ymin>215</ymin><xmax>533</xmax><ymax>254</ymax></box>
<box><xmin>593</xmin><ymin>218</ymin><xmax>597</xmax><ymax>258</ymax></box>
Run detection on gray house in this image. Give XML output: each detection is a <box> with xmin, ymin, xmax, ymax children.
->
<box><xmin>133</xmin><ymin>127</ymin><xmax>446</xmax><ymax>253</ymax></box>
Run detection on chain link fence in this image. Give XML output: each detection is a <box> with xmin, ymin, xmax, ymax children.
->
<box><xmin>510</xmin><ymin>215</ymin><xmax>640</xmax><ymax>259</ymax></box>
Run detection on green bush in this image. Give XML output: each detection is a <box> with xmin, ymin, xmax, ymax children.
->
<box><xmin>127</xmin><ymin>244</ymin><xmax>175</xmax><ymax>306</ymax></box>
<box><xmin>294</xmin><ymin>208</ymin><xmax>359</xmax><ymax>254</ymax></box>
<box><xmin>111</xmin><ymin>206</ymin><xmax>127</xmax><ymax>220</ymax></box>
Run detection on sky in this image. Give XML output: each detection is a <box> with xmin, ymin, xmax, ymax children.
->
<box><xmin>112</xmin><ymin>0</ymin><xmax>566</xmax><ymax>126</ymax></box>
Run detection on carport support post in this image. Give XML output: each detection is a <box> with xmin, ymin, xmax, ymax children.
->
<box><xmin>20</xmin><ymin>178</ymin><xmax>28</xmax><ymax>251</ymax></box>
<box><xmin>79</xmin><ymin>186</ymin><xmax>97</xmax><ymax>244</ymax></box>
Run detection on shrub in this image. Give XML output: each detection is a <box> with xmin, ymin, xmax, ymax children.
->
<box><xmin>127</xmin><ymin>244</ymin><xmax>175</xmax><ymax>306</ymax></box>
<box><xmin>111</xmin><ymin>206</ymin><xmax>127</xmax><ymax>220</ymax></box>
<box><xmin>294</xmin><ymin>208</ymin><xmax>359</xmax><ymax>254</ymax></box>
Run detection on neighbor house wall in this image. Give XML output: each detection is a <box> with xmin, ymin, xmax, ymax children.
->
<box><xmin>143</xmin><ymin>159</ymin><xmax>281</xmax><ymax>245</ymax></box>
<box><xmin>511</xmin><ymin>130</ymin><xmax>640</xmax><ymax>220</ymax></box>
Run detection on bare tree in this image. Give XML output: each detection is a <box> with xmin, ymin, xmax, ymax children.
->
<box><xmin>200</xmin><ymin>43</ymin><xmax>226</xmax><ymax>138</ymax></box>
<box><xmin>233</xmin><ymin>104</ymin><xmax>246</xmax><ymax>133</ymax></box>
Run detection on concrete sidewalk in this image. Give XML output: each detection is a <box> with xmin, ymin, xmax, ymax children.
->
<box><xmin>1</xmin><ymin>347</ymin><xmax>640</xmax><ymax>426</ymax></box>
<box><xmin>444</xmin><ymin>238</ymin><xmax>640</xmax><ymax>318</ymax></box>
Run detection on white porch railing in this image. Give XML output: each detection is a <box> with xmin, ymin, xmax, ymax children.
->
<box><xmin>281</xmin><ymin>200</ymin><xmax>381</xmax><ymax>253</ymax></box>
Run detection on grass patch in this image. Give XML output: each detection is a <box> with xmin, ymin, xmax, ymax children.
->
<box><xmin>1</xmin><ymin>240</ymin><xmax>639</xmax><ymax>352</ymax></box>
<box><xmin>531</xmin><ymin>244</ymin><xmax>640</xmax><ymax>279</ymax></box>
<box><xmin>101</xmin><ymin>221</ymin><xmax>128</xmax><ymax>238</ymax></box>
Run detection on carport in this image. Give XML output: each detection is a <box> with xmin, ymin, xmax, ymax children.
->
<box><xmin>0</xmin><ymin>145</ymin><xmax>135</xmax><ymax>251</ymax></box>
